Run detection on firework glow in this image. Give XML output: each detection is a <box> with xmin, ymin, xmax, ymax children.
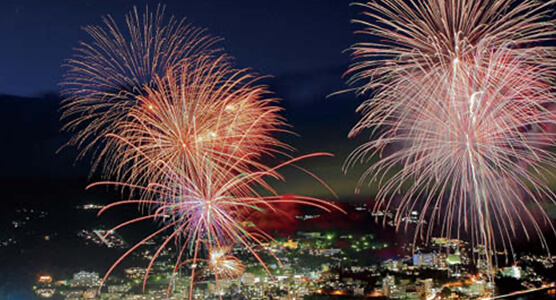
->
<box><xmin>347</xmin><ymin>0</ymin><xmax>556</xmax><ymax>281</ymax></box>
<box><xmin>207</xmin><ymin>246</ymin><xmax>245</xmax><ymax>279</ymax></box>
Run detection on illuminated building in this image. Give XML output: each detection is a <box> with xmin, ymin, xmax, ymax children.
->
<box><xmin>416</xmin><ymin>278</ymin><xmax>433</xmax><ymax>299</ymax></box>
<box><xmin>65</xmin><ymin>291</ymin><xmax>83</xmax><ymax>300</ymax></box>
<box><xmin>295</xmin><ymin>214</ymin><xmax>321</xmax><ymax>220</ymax></box>
<box><xmin>77</xmin><ymin>229</ymin><xmax>126</xmax><ymax>249</ymax></box>
<box><xmin>81</xmin><ymin>204</ymin><xmax>104</xmax><ymax>210</ymax></box>
<box><xmin>107</xmin><ymin>284</ymin><xmax>131</xmax><ymax>293</ymax></box>
<box><xmin>468</xmin><ymin>279</ymin><xmax>486</xmax><ymax>297</ymax></box>
<box><xmin>320</xmin><ymin>248</ymin><xmax>341</xmax><ymax>256</ymax></box>
<box><xmin>124</xmin><ymin>267</ymin><xmax>146</xmax><ymax>278</ymax></box>
<box><xmin>83</xmin><ymin>289</ymin><xmax>97</xmax><ymax>299</ymax></box>
<box><xmin>382</xmin><ymin>275</ymin><xmax>396</xmax><ymax>297</ymax></box>
<box><xmin>72</xmin><ymin>271</ymin><xmax>100</xmax><ymax>287</ymax></box>
<box><xmin>35</xmin><ymin>288</ymin><xmax>55</xmax><ymax>298</ymax></box>
<box><xmin>447</xmin><ymin>252</ymin><xmax>462</xmax><ymax>265</ymax></box>
<box><xmin>500</xmin><ymin>266</ymin><xmax>522</xmax><ymax>279</ymax></box>
<box><xmin>413</xmin><ymin>253</ymin><xmax>434</xmax><ymax>267</ymax></box>
<box><xmin>241</xmin><ymin>273</ymin><xmax>256</xmax><ymax>286</ymax></box>
<box><xmin>283</xmin><ymin>239</ymin><xmax>298</xmax><ymax>249</ymax></box>
<box><xmin>297</xmin><ymin>231</ymin><xmax>321</xmax><ymax>239</ymax></box>
<box><xmin>38</xmin><ymin>275</ymin><xmax>53</xmax><ymax>284</ymax></box>
<box><xmin>383</xmin><ymin>259</ymin><xmax>403</xmax><ymax>271</ymax></box>
<box><xmin>434</xmin><ymin>253</ymin><xmax>448</xmax><ymax>270</ymax></box>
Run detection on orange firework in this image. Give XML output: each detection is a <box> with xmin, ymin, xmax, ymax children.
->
<box><xmin>178</xmin><ymin>245</ymin><xmax>246</xmax><ymax>282</ymax></box>
<box><xmin>61</xmin><ymin>5</ymin><xmax>220</xmax><ymax>174</ymax></box>
<box><xmin>107</xmin><ymin>54</ymin><xmax>289</xmax><ymax>189</ymax></box>
<box><xmin>207</xmin><ymin>246</ymin><xmax>245</xmax><ymax>279</ymax></box>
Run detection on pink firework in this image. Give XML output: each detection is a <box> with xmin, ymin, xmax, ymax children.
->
<box><xmin>347</xmin><ymin>0</ymin><xmax>556</xmax><ymax>280</ymax></box>
<box><xmin>90</xmin><ymin>152</ymin><xmax>343</xmax><ymax>298</ymax></box>
<box><xmin>347</xmin><ymin>44</ymin><xmax>556</xmax><ymax>273</ymax></box>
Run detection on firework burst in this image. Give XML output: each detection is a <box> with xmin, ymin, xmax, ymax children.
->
<box><xmin>91</xmin><ymin>152</ymin><xmax>343</xmax><ymax>298</ymax></box>
<box><xmin>207</xmin><ymin>246</ymin><xmax>245</xmax><ymax>280</ymax></box>
<box><xmin>347</xmin><ymin>0</ymin><xmax>556</xmax><ymax>278</ymax></box>
<box><xmin>61</xmin><ymin>5</ymin><xmax>220</xmax><ymax>174</ymax></box>
<box><xmin>61</xmin><ymin>5</ymin><xmax>344</xmax><ymax>298</ymax></box>
<box><xmin>174</xmin><ymin>245</ymin><xmax>246</xmax><ymax>286</ymax></box>
<box><xmin>347</xmin><ymin>43</ymin><xmax>556</xmax><ymax>272</ymax></box>
<box><xmin>108</xmin><ymin>54</ymin><xmax>288</xmax><ymax>189</ymax></box>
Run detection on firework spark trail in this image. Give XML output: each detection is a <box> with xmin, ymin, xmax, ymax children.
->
<box><xmin>61</xmin><ymin>5</ymin><xmax>221</xmax><ymax>176</ymax></box>
<box><xmin>109</xmin><ymin>54</ymin><xmax>289</xmax><ymax>192</ymax></box>
<box><xmin>347</xmin><ymin>43</ymin><xmax>556</xmax><ymax>274</ymax></box>
<box><xmin>90</xmin><ymin>151</ymin><xmax>345</xmax><ymax>298</ymax></box>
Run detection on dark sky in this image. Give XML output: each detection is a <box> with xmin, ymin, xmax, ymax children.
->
<box><xmin>0</xmin><ymin>0</ymin><xmax>355</xmax><ymax>97</ymax></box>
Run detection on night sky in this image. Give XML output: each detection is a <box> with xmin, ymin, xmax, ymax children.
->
<box><xmin>0</xmin><ymin>0</ymin><xmax>378</xmax><ymax>199</ymax></box>
<box><xmin>0</xmin><ymin>0</ymin><xmax>354</xmax><ymax>97</ymax></box>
